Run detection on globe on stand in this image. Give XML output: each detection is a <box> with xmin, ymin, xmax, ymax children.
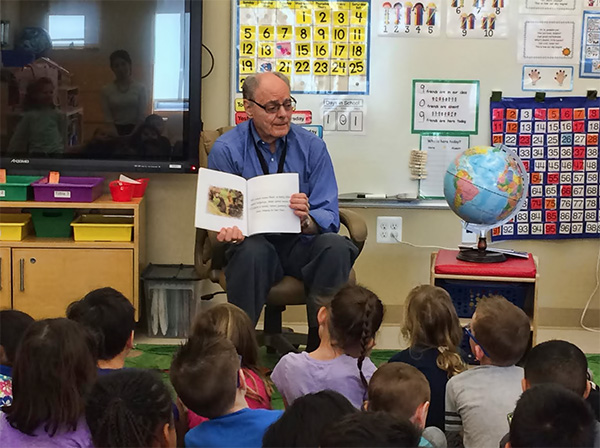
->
<box><xmin>443</xmin><ymin>145</ymin><xmax>529</xmax><ymax>263</ymax></box>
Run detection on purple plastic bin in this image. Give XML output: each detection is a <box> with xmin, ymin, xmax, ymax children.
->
<box><xmin>32</xmin><ymin>177</ymin><xmax>104</xmax><ymax>202</ymax></box>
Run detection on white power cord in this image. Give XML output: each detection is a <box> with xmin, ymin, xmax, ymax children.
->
<box><xmin>580</xmin><ymin>241</ymin><xmax>600</xmax><ymax>333</ymax></box>
<box><xmin>390</xmin><ymin>232</ymin><xmax>457</xmax><ymax>251</ymax></box>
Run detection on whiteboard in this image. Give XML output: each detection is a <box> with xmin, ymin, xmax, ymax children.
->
<box><xmin>229</xmin><ymin>0</ymin><xmax>599</xmax><ymax>198</ymax></box>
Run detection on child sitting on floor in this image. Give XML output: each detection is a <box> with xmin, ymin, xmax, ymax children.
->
<box><xmin>170</xmin><ymin>334</ymin><xmax>282</xmax><ymax>448</ymax></box>
<box><xmin>0</xmin><ymin>318</ymin><xmax>96</xmax><ymax>447</ymax></box>
<box><xmin>86</xmin><ymin>368</ymin><xmax>176</xmax><ymax>448</ymax></box>
<box><xmin>389</xmin><ymin>285</ymin><xmax>466</xmax><ymax>430</ymax></box>
<box><xmin>367</xmin><ymin>362</ymin><xmax>447</xmax><ymax>448</ymax></box>
<box><xmin>445</xmin><ymin>295</ymin><xmax>530</xmax><ymax>448</ymax></box>
<box><xmin>271</xmin><ymin>284</ymin><xmax>385</xmax><ymax>408</ymax></box>
<box><xmin>508</xmin><ymin>384</ymin><xmax>596</xmax><ymax>448</ymax></box>
<box><xmin>188</xmin><ymin>303</ymin><xmax>272</xmax><ymax>428</ymax></box>
<box><xmin>0</xmin><ymin>310</ymin><xmax>34</xmax><ymax>407</ymax></box>
<box><xmin>66</xmin><ymin>287</ymin><xmax>135</xmax><ymax>373</ymax></box>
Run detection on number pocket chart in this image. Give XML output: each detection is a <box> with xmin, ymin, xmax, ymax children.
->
<box><xmin>490</xmin><ymin>96</ymin><xmax>600</xmax><ymax>241</ymax></box>
<box><xmin>235</xmin><ymin>0</ymin><xmax>371</xmax><ymax>94</ymax></box>
<box><xmin>446</xmin><ymin>0</ymin><xmax>509</xmax><ymax>39</ymax></box>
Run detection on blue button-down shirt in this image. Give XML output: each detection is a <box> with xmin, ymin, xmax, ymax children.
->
<box><xmin>208</xmin><ymin>120</ymin><xmax>340</xmax><ymax>233</ymax></box>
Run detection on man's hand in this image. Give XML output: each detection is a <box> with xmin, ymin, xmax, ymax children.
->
<box><xmin>290</xmin><ymin>193</ymin><xmax>318</xmax><ymax>234</ymax></box>
<box><xmin>289</xmin><ymin>193</ymin><xmax>310</xmax><ymax>222</ymax></box>
<box><xmin>216</xmin><ymin>226</ymin><xmax>245</xmax><ymax>243</ymax></box>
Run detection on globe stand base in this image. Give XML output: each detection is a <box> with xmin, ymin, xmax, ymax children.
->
<box><xmin>456</xmin><ymin>236</ymin><xmax>506</xmax><ymax>263</ymax></box>
<box><xmin>457</xmin><ymin>248</ymin><xmax>506</xmax><ymax>263</ymax></box>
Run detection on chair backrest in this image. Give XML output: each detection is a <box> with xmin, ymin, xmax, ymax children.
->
<box><xmin>198</xmin><ymin>126</ymin><xmax>235</xmax><ymax>167</ymax></box>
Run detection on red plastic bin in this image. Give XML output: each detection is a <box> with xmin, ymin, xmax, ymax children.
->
<box><xmin>32</xmin><ymin>177</ymin><xmax>104</xmax><ymax>202</ymax></box>
<box><xmin>110</xmin><ymin>181</ymin><xmax>134</xmax><ymax>202</ymax></box>
<box><xmin>132</xmin><ymin>178</ymin><xmax>149</xmax><ymax>197</ymax></box>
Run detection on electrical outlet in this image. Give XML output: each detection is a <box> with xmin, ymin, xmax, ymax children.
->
<box><xmin>377</xmin><ymin>216</ymin><xmax>402</xmax><ymax>244</ymax></box>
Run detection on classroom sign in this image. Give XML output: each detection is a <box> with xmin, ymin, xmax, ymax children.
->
<box><xmin>580</xmin><ymin>10</ymin><xmax>600</xmax><ymax>78</ymax></box>
<box><xmin>490</xmin><ymin>96</ymin><xmax>600</xmax><ymax>241</ymax></box>
<box><xmin>411</xmin><ymin>79</ymin><xmax>479</xmax><ymax>134</ymax></box>
<box><xmin>377</xmin><ymin>1</ymin><xmax>442</xmax><ymax>37</ymax></box>
<box><xmin>446</xmin><ymin>0</ymin><xmax>509</xmax><ymax>39</ymax></box>
<box><xmin>235</xmin><ymin>0</ymin><xmax>371</xmax><ymax>95</ymax></box>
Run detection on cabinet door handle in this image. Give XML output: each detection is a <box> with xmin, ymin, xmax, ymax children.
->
<box><xmin>19</xmin><ymin>258</ymin><xmax>25</xmax><ymax>292</ymax></box>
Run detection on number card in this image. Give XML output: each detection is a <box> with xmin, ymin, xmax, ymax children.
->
<box><xmin>235</xmin><ymin>0</ymin><xmax>371</xmax><ymax>94</ymax></box>
<box><xmin>490</xmin><ymin>95</ymin><xmax>600</xmax><ymax>241</ymax></box>
<box><xmin>446</xmin><ymin>0</ymin><xmax>510</xmax><ymax>39</ymax></box>
<box><xmin>378</xmin><ymin>1</ymin><xmax>442</xmax><ymax>37</ymax></box>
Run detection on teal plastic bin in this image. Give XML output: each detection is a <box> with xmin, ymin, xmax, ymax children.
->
<box><xmin>30</xmin><ymin>209</ymin><xmax>75</xmax><ymax>238</ymax></box>
<box><xmin>0</xmin><ymin>176</ymin><xmax>43</xmax><ymax>201</ymax></box>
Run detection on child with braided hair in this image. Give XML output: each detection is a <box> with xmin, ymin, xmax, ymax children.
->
<box><xmin>85</xmin><ymin>369</ymin><xmax>176</xmax><ymax>448</ymax></box>
<box><xmin>389</xmin><ymin>285</ymin><xmax>466</xmax><ymax>431</ymax></box>
<box><xmin>272</xmin><ymin>284</ymin><xmax>384</xmax><ymax>408</ymax></box>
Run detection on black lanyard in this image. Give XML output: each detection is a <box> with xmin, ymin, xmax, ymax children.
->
<box><xmin>253</xmin><ymin>136</ymin><xmax>287</xmax><ymax>175</ymax></box>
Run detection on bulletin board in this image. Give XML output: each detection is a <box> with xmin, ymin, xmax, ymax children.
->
<box><xmin>230</xmin><ymin>0</ymin><xmax>600</xmax><ymax>201</ymax></box>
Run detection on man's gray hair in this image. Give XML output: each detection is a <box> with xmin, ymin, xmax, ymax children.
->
<box><xmin>242</xmin><ymin>72</ymin><xmax>291</xmax><ymax>100</ymax></box>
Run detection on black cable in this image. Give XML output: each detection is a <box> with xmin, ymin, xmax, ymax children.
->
<box><xmin>201</xmin><ymin>44</ymin><xmax>215</xmax><ymax>79</ymax></box>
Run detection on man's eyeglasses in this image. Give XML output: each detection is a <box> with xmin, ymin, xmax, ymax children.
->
<box><xmin>248</xmin><ymin>97</ymin><xmax>297</xmax><ymax>114</ymax></box>
<box><xmin>464</xmin><ymin>323</ymin><xmax>491</xmax><ymax>358</ymax></box>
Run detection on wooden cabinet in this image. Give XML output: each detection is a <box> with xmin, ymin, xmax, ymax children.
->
<box><xmin>0</xmin><ymin>195</ymin><xmax>145</xmax><ymax>319</ymax></box>
<box><xmin>0</xmin><ymin>248</ymin><xmax>11</xmax><ymax>309</ymax></box>
<box><xmin>12</xmin><ymin>248</ymin><xmax>133</xmax><ymax>319</ymax></box>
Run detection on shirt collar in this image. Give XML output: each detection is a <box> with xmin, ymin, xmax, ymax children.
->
<box><xmin>249</xmin><ymin>120</ymin><xmax>286</xmax><ymax>152</ymax></box>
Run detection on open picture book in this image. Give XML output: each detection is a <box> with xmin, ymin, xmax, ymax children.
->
<box><xmin>195</xmin><ymin>168</ymin><xmax>301</xmax><ymax>236</ymax></box>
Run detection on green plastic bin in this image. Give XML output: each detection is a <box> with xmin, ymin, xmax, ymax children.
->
<box><xmin>0</xmin><ymin>176</ymin><xmax>43</xmax><ymax>201</ymax></box>
<box><xmin>30</xmin><ymin>209</ymin><xmax>75</xmax><ymax>238</ymax></box>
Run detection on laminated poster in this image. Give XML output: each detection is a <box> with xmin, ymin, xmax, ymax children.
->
<box><xmin>519</xmin><ymin>0</ymin><xmax>579</xmax><ymax>14</ymax></box>
<box><xmin>377</xmin><ymin>1</ymin><xmax>442</xmax><ymax>37</ymax></box>
<box><xmin>580</xmin><ymin>10</ymin><xmax>600</xmax><ymax>78</ymax></box>
<box><xmin>446</xmin><ymin>0</ymin><xmax>509</xmax><ymax>39</ymax></box>
<box><xmin>518</xmin><ymin>16</ymin><xmax>578</xmax><ymax>62</ymax></box>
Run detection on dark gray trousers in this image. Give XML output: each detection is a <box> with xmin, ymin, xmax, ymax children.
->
<box><xmin>224</xmin><ymin>233</ymin><xmax>359</xmax><ymax>327</ymax></box>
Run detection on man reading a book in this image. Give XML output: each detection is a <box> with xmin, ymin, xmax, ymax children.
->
<box><xmin>208</xmin><ymin>72</ymin><xmax>358</xmax><ymax>351</ymax></box>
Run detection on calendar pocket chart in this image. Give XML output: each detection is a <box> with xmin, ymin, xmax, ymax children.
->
<box><xmin>490</xmin><ymin>96</ymin><xmax>600</xmax><ymax>241</ymax></box>
<box><xmin>235</xmin><ymin>0</ymin><xmax>371</xmax><ymax>95</ymax></box>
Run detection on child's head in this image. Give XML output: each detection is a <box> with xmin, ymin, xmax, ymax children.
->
<box><xmin>86</xmin><ymin>369</ymin><xmax>176</xmax><ymax>448</ymax></box>
<box><xmin>402</xmin><ymin>285</ymin><xmax>466</xmax><ymax>376</ymax></box>
<box><xmin>523</xmin><ymin>340</ymin><xmax>589</xmax><ymax>398</ymax></box>
<box><xmin>470</xmin><ymin>295</ymin><xmax>530</xmax><ymax>366</ymax></box>
<box><xmin>5</xmin><ymin>318</ymin><xmax>96</xmax><ymax>436</ymax></box>
<box><xmin>367</xmin><ymin>363</ymin><xmax>430</xmax><ymax>430</ymax></box>
<box><xmin>320</xmin><ymin>411</ymin><xmax>421</xmax><ymax>448</ymax></box>
<box><xmin>263</xmin><ymin>390</ymin><xmax>357</xmax><ymax>447</ymax></box>
<box><xmin>0</xmin><ymin>310</ymin><xmax>34</xmax><ymax>366</ymax></box>
<box><xmin>192</xmin><ymin>302</ymin><xmax>259</xmax><ymax>370</ymax></box>
<box><xmin>145</xmin><ymin>114</ymin><xmax>166</xmax><ymax>135</ymax></box>
<box><xmin>24</xmin><ymin>77</ymin><xmax>55</xmax><ymax>109</ymax></box>
<box><xmin>66</xmin><ymin>287</ymin><xmax>135</xmax><ymax>362</ymax></box>
<box><xmin>170</xmin><ymin>334</ymin><xmax>241</xmax><ymax>419</ymax></box>
<box><xmin>508</xmin><ymin>384</ymin><xmax>595</xmax><ymax>448</ymax></box>
<box><xmin>321</xmin><ymin>284</ymin><xmax>384</xmax><ymax>388</ymax></box>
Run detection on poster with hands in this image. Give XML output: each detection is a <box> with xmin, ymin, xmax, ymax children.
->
<box><xmin>522</xmin><ymin>65</ymin><xmax>574</xmax><ymax>91</ymax></box>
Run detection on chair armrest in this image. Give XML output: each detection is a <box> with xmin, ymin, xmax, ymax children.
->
<box><xmin>194</xmin><ymin>228</ymin><xmax>227</xmax><ymax>282</ymax></box>
<box><xmin>339</xmin><ymin>209</ymin><xmax>368</xmax><ymax>255</ymax></box>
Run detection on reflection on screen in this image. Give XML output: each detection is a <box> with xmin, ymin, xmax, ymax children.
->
<box><xmin>0</xmin><ymin>0</ymin><xmax>190</xmax><ymax>162</ymax></box>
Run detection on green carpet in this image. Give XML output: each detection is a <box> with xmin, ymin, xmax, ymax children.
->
<box><xmin>126</xmin><ymin>344</ymin><xmax>600</xmax><ymax>411</ymax></box>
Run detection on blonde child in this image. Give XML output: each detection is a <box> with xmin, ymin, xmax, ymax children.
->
<box><xmin>389</xmin><ymin>285</ymin><xmax>466</xmax><ymax>430</ymax></box>
<box><xmin>271</xmin><ymin>284</ymin><xmax>385</xmax><ymax>409</ymax></box>
<box><xmin>7</xmin><ymin>77</ymin><xmax>65</xmax><ymax>155</ymax></box>
<box><xmin>187</xmin><ymin>303</ymin><xmax>272</xmax><ymax>428</ymax></box>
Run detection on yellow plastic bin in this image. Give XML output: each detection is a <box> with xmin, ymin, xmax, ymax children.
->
<box><xmin>71</xmin><ymin>215</ymin><xmax>134</xmax><ymax>242</ymax></box>
<box><xmin>0</xmin><ymin>213</ymin><xmax>32</xmax><ymax>241</ymax></box>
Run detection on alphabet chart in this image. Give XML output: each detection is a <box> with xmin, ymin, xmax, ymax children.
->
<box><xmin>377</xmin><ymin>1</ymin><xmax>442</xmax><ymax>37</ymax></box>
<box><xmin>235</xmin><ymin>0</ymin><xmax>371</xmax><ymax>94</ymax></box>
<box><xmin>490</xmin><ymin>96</ymin><xmax>600</xmax><ymax>241</ymax></box>
<box><xmin>446</xmin><ymin>0</ymin><xmax>509</xmax><ymax>39</ymax></box>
